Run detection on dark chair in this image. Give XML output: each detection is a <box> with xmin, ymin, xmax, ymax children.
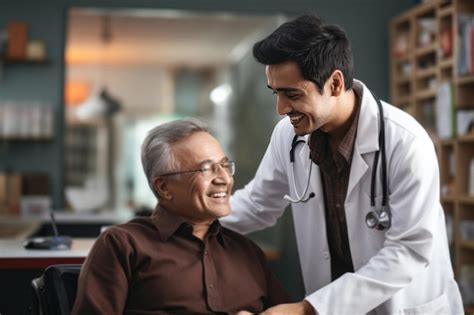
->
<box><xmin>30</xmin><ymin>264</ymin><xmax>82</xmax><ymax>315</ymax></box>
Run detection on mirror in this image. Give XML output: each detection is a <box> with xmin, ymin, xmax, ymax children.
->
<box><xmin>63</xmin><ymin>8</ymin><xmax>283</xmax><ymax>213</ymax></box>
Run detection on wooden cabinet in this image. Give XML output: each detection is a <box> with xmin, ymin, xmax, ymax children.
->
<box><xmin>391</xmin><ymin>0</ymin><xmax>474</xmax><ymax>310</ymax></box>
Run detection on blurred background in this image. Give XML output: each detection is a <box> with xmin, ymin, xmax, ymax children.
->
<box><xmin>7</xmin><ymin>0</ymin><xmax>472</xmax><ymax>313</ymax></box>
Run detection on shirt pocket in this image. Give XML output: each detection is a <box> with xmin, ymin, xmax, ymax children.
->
<box><xmin>400</xmin><ymin>291</ymin><xmax>450</xmax><ymax>315</ymax></box>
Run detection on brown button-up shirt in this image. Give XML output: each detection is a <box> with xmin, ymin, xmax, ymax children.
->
<box><xmin>308</xmin><ymin>97</ymin><xmax>361</xmax><ymax>281</ymax></box>
<box><xmin>72</xmin><ymin>206</ymin><xmax>290</xmax><ymax>315</ymax></box>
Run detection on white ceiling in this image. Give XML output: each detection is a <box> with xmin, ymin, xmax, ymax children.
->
<box><xmin>66</xmin><ymin>8</ymin><xmax>282</xmax><ymax>68</ymax></box>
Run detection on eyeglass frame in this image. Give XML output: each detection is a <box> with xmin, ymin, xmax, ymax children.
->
<box><xmin>157</xmin><ymin>160</ymin><xmax>235</xmax><ymax>179</ymax></box>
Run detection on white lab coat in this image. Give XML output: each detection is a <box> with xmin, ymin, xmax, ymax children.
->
<box><xmin>221</xmin><ymin>80</ymin><xmax>463</xmax><ymax>314</ymax></box>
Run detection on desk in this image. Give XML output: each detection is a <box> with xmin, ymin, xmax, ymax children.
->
<box><xmin>0</xmin><ymin>238</ymin><xmax>279</xmax><ymax>266</ymax></box>
<box><xmin>0</xmin><ymin>238</ymin><xmax>95</xmax><ymax>269</ymax></box>
<box><xmin>0</xmin><ymin>238</ymin><xmax>95</xmax><ymax>314</ymax></box>
<box><xmin>0</xmin><ymin>210</ymin><xmax>133</xmax><ymax>238</ymax></box>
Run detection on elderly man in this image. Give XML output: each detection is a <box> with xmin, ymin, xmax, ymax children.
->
<box><xmin>72</xmin><ymin>118</ymin><xmax>290</xmax><ymax>315</ymax></box>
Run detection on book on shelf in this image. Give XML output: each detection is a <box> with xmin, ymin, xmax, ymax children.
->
<box><xmin>435</xmin><ymin>81</ymin><xmax>455</xmax><ymax>138</ymax></box>
<box><xmin>457</xmin><ymin>15</ymin><xmax>474</xmax><ymax>76</ymax></box>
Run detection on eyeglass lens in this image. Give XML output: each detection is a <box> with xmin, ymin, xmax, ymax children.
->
<box><xmin>205</xmin><ymin>162</ymin><xmax>235</xmax><ymax>178</ymax></box>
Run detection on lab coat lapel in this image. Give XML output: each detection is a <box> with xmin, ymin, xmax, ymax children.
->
<box><xmin>294</xmin><ymin>135</ymin><xmax>330</xmax><ymax>290</ymax></box>
<box><xmin>346</xmin><ymin>81</ymin><xmax>379</xmax><ymax>200</ymax></box>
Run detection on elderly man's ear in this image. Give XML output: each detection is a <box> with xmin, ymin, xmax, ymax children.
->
<box><xmin>154</xmin><ymin>177</ymin><xmax>173</xmax><ymax>201</ymax></box>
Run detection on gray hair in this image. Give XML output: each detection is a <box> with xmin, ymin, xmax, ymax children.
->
<box><xmin>141</xmin><ymin>118</ymin><xmax>209</xmax><ymax>199</ymax></box>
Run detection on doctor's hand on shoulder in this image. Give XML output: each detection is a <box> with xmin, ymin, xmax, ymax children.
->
<box><xmin>235</xmin><ymin>301</ymin><xmax>317</xmax><ymax>315</ymax></box>
<box><xmin>262</xmin><ymin>301</ymin><xmax>317</xmax><ymax>315</ymax></box>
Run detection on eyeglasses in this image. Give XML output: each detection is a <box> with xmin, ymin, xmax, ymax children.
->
<box><xmin>159</xmin><ymin>161</ymin><xmax>235</xmax><ymax>180</ymax></box>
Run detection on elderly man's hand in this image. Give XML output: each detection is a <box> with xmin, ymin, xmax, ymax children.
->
<box><xmin>260</xmin><ymin>301</ymin><xmax>317</xmax><ymax>315</ymax></box>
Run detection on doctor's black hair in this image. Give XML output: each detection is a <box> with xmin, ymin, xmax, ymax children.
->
<box><xmin>253</xmin><ymin>15</ymin><xmax>354</xmax><ymax>93</ymax></box>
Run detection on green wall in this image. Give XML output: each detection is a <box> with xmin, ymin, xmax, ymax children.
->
<box><xmin>0</xmin><ymin>0</ymin><xmax>66</xmax><ymax>208</ymax></box>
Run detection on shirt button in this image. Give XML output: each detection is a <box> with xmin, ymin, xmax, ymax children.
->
<box><xmin>336</xmin><ymin>203</ymin><xmax>341</xmax><ymax>208</ymax></box>
<box><xmin>323</xmin><ymin>251</ymin><xmax>330</xmax><ymax>259</ymax></box>
<box><xmin>209</xmin><ymin>284</ymin><xmax>215</xmax><ymax>289</ymax></box>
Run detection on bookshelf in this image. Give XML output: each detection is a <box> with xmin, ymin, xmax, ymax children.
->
<box><xmin>390</xmin><ymin>0</ymin><xmax>474</xmax><ymax>309</ymax></box>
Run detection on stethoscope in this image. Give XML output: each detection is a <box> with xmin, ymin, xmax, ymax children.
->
<box><xmin>283</xmin><ymin>90</ymin><xmax>391</xmax><ymax>231</ymax></box>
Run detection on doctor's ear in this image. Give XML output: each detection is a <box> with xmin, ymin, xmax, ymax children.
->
<box><xmin>154</xmin><ymin>177</ymin><xmax>173</xmax><ymax>201</ymax></box>
<box><xmin>329</xmin><ymin>70</ymin><xmax>344</xmax><ymax>96</ymax></box>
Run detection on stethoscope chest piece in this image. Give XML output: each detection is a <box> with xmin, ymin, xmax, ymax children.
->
<box><xmin>366</xmin><ymin>206</ymin><xmax>391</xmax><ymax>231</ymax></box>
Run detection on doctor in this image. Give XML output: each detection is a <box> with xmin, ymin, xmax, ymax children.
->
<box><xmin>222</xmin><ymin>15</ymin><xmax>463</xmax><ymax>314</ymax></box>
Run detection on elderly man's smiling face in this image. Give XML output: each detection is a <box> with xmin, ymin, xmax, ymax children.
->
<box><xmin>159</xmin><ymin>131</ymin><xmax>234</xmax><ymax>226</ymax></box>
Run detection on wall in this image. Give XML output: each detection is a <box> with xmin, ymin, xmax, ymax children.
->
<box><xmin>0</xmin><ymin>0</ymin><xmax>66</xmax><ymax>209</ymax></box>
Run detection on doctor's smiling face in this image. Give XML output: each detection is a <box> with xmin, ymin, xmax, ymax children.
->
<box><xmin>266</xmin><ymin>61</ymin><xmax>345</xmax><ymax>136</ymax></box>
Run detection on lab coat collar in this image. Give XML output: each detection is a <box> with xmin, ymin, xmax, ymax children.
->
<box><xmin>353</xmin><ymin>79</ymin><xmax>380</xmax><ymax>155</ymax></box>
<box><xmin>346</xmin><ymin>80</ymin><xmax>381</xmax><ymax>201</ymax></box>
<box><xmin>296</xmin><ymin>80</ymin><xmax>380</xmax><ymax>157</ymax></box>
<box><xmin>295</xmin><ymin>79</ymin><xmax>380</xmax><ymax>169</ymax></box>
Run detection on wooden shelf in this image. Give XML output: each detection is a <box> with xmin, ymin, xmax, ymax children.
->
<box><xmin>391</xmin><ymin>5</ymin><xmax>474</xmax><ymax>308</ymax></box>
<box><xmin>456</xmin><ymin>75</ymin><xmax>474</xmax><ymax>85</ymax></box>
<box><xmin>0</xmin><ymin>136</ymin><xmax>52</xmax><ymax>141</ymax></box>
<box><xmin>415</xmin><ymin>89</ymin><xmax>437</xmax><ymax>100</ymax></box>
<box><xmin>460</xmin><ymin>240</ymin><xmax>474</xmax><ymax>250</ymax></box>
<box><xmin>0</xmin><ymin>57</ymin><xmax>49</xmax><ymax>65</ymax></box>
<box><xmin>457</xmin><ymin>134</ymin><xmax>474</xmax><ymax>143</ymax></box>
<box><xmin>395</xmin><ymin>94</ymin><xmax>412</xmax><ymax>105</ymax></box>
<box><xmin>438</xmin><ymin>6</ymin><xmax>454</xmax><ymax>18</ymax></box>
<box><xmin>458</xmin><ymin>195</ymin><xmax>474</xmax><ymax>205</ymax></box>
<box><xmin>391</xmin><ymin>11</ymin><xmax>412</xmax><ymax>25</ymax></box>
<box><xmin>413</xmin><ymin>0</ymin><xmax>438</xmax><ymax>15</ymax></box>
<box><xmin>396</xmin><ymin>75</ymin><xmax>412</xmax><ymax>84</ymax></box>
<box><xmin>415</xmin><ymin>66</ymin><xmax>437</xmax><ymax>78</ymax></box>
<box><xmin>438</xmin><ymin>138</ymin><xmax>455</xmax><ymax>146</ymax></box>
<box><xmin>393</xmin><ymin>55</ymin><xmax>411</xmax><ymax>64</ymax></box>
<box><xmin>415</xmin><ymin>42</ymin><xmax>438</xmax><ymax>56</ymax></box>
<box><xmin>441</xmin><ymin>195</ymin><xmax>456</xmax><ymax>203</ymax></box>
<box><xmin>439</xmin><ymin>57</ymin><xmax>454</xmax><ymax>69</ymax></box>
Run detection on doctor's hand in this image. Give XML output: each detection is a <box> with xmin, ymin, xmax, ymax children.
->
<box><xmin>261</xmin><ymin>301</ymin><xmax>317</xmax><ymax>315</ymax></box>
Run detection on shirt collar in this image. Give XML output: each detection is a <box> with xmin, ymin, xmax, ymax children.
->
<box><xmin>308</xmin><ymin>129</ymin><xmax>329</xmax><ymax>166</ymax></box>
<box><xmin>338</xmin><ymin>94</ymin><xmax>360</xmax><ymax>163</ymax></box>
<box><xmin>151</xmin><ymin>205</ymin><xmax>225</xmax><ymax>246</ymax></box>
<box><xmin>151</xmin><ymin>205</ymin><xmax>185</xmax><ymax>241</ymax></box>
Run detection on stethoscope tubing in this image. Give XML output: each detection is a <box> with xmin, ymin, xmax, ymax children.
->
<box><xmin>371</xmin><ymin>91</ymin><xmax>388</xmax><ymax>208</ymax></box>
<box><xmin>286</xmin><ymin>89</ymin><xmax>390</xmax><ymax>230</ymax></box>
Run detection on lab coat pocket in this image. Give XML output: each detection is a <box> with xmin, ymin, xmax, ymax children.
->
<box><xmin>400</xmin><ymin>291</ymin><xmax>450</xmax><ymax>315</ymax></box>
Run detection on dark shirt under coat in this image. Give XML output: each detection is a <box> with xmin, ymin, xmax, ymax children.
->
<box><xmin>308</xmin><ymin>95</ymin><xmax>361</xmax><ymax>281</ymax></box>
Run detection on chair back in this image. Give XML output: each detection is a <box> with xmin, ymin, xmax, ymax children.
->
<box><xmin>30</xmin><ymin>264</ymin><xmax>81</xmax><ymax>315</ymax></box>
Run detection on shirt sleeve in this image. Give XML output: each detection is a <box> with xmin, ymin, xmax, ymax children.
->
<box><xmin>307</xmin><ymin>131</ymin><xmax>442</xmax><ymax>314</ymax></box>
<box><xmin>222</xmin><ymin>119</ymin><xmax>291</xmax><ymax>234</ymax></box>
<box><xmin>71</xmin><ymin>227</ymin><xmax>133</xmax><ymax>315</ymax></box>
